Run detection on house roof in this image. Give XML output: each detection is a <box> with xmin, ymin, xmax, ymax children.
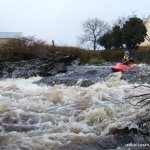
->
<box><xmin>0</xmin><ymin>32</ymin><xmax>22</xmax><ymax>38</ymax></box>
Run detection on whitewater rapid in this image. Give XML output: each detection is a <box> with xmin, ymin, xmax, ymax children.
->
<box><xmin>0</xmin><ymin>72</ymin><xmax>149</xmax><ymax>150</ymax></box>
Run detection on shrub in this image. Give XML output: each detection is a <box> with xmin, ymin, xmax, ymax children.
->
<box><xmin>0</xmin><ymin>37</ymin><xmax>50</xmax><ymax>61</ymax></box>
<box><xmin>88</xmin><ymin>58</ymin><xmax>104</xmax><ymax>65</ymax></box>
<box><xmin>0</xmin><ymin>36</ymin><xmax>150</xmax><ymax>64</ymax></box>
<box><xmin>100</xmin><ymin>50</ymin><xmax>123</xmax><ymax>62</ymax></box>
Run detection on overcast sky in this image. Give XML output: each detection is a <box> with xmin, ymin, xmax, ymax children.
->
<box><xmin>0</xmin><ymin>0</ymin><xmax>150</xmax><ymax>46</ymax></box>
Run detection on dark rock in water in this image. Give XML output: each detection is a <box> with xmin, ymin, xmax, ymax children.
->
<box><xmin>114</xmin><ymin>127</ymin><xmax>146</xmax><ymax>144</ymax></box>
<box><xmin>122</xmin><ymin>64</ymin><xmax>150</xmax><ymax>84</ymax></box>
<box><xmin>1</xmin><ymin>57</ymin><xmax>150</xmax><ymax>87</ymax></box>
<box><xmin>0</xmin><ymin>54</ymin><xmax>75</xmax><ymax>78</ymax></box>
<box><xmin>44</xmin><ymin>62</ymin><xmax>67</xmax><ymax>76</ymax></box>
<box><xmin>79</xmin><ymin>79</ymin><xmax>94</xmax><ymax>87</ymax></box>
<box><xmin>37</xmin><ymin>63</ymin><xmax>150</xmax><ymax>87</ymax></box>
<box><xmin>112</xmin><ymin>127</ymin><xmax>150</xmax><ymax>150</ymax></box>
<box><xmin>36</xmin><ymin>65</ymin><xmax>112</xmax><ymax>87</ymax></box>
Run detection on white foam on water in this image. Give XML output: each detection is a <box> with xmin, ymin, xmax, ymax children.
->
<box><xmin>0</xmin><ymin>73</ymin><xmax>149</xmax><ymax>149</ymax></box>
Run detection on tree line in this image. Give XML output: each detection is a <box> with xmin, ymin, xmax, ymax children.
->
<box><xmin>79</xmin><ymin>15</ymin><xmax>147</xmax><ymax>50</ymax></box>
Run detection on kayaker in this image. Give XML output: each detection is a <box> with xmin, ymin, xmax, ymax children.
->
<box><xmin>122</xmin><ymin>51</ymin><xmax>130</xmax><ymax>65</ymax></box>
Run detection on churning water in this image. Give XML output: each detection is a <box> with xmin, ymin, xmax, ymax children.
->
<box><xmin>0</xmin><ymin>72</ymin><xmax>149</xmax><ymax>150</ymax></box>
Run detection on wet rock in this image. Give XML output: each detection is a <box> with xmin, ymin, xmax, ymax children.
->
<box><xmin>122</xmin><ymin>64</ymin><xmax>150</xmax><ymax>84</ymax></box>
<box><xmin>0</xmin><ymin>54</ymin><xmax>75</xmax><ymax>78</ymax></box>
<box><xmin>76</xmin><ymin>79</ymin><xmax>94</xmax><ymax>87</ymax></box>
<box><xmin>114</xmin><ymin>127</ymin><xmax>148</xmax><ymax>145</ymax></box>
<box><xmin>44</xmin><ymin>62</ymin><xmax>67</xmax><ymax>76</ymax></box>
<box><xmin>36</xmin><ymin>65</ymin><xmax>112</xmax><ymax>87</ymax></box>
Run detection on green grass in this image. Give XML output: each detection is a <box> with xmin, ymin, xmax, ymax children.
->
<box><xmin>88</xmin><ymin>58</ymin><xmax>105</xmax><ymax>65</ymax></box>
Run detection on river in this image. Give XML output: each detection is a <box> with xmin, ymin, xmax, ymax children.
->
<box><xmin>0</xmin><ymin>64</ymin><xmax>150</xmax><ymax>150</ymax></box>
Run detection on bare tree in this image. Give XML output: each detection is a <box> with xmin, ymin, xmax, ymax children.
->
<box><xmin>79</xmin><ymin>18</ymin><xmax>109</xmax><ymax>50</ymax></box>
<box><xmin>113</xmin><ymin>16</ymin><xmax>128</xmax><ymax>28</ymax></box>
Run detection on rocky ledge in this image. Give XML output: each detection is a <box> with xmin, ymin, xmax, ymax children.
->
<box><xmin>0</xmin><ymin>53</ymin><xmax>75</xmax><ymax>78</ymax></box>
<box><xmin>36</xmin><ymin>63</ymin><xmax>150</xmax><ymax>87</ymax></box>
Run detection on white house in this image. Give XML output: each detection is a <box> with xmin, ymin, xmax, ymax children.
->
<box><xmin>140</xmin><ymin>15</ymin><xmax>150</xmax><ymax>47</ymax></box>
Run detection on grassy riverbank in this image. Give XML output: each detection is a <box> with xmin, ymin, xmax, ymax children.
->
<box><xmin>0</xmin><ymin>37</ymin><xmax>150</xmax><ymax>64</ymax></box>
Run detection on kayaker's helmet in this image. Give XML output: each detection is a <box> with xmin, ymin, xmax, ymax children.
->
<box><xmin>124</xmin><ymin>51</ymin><xmax>129</xmax><ymax>55</ymax></box>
